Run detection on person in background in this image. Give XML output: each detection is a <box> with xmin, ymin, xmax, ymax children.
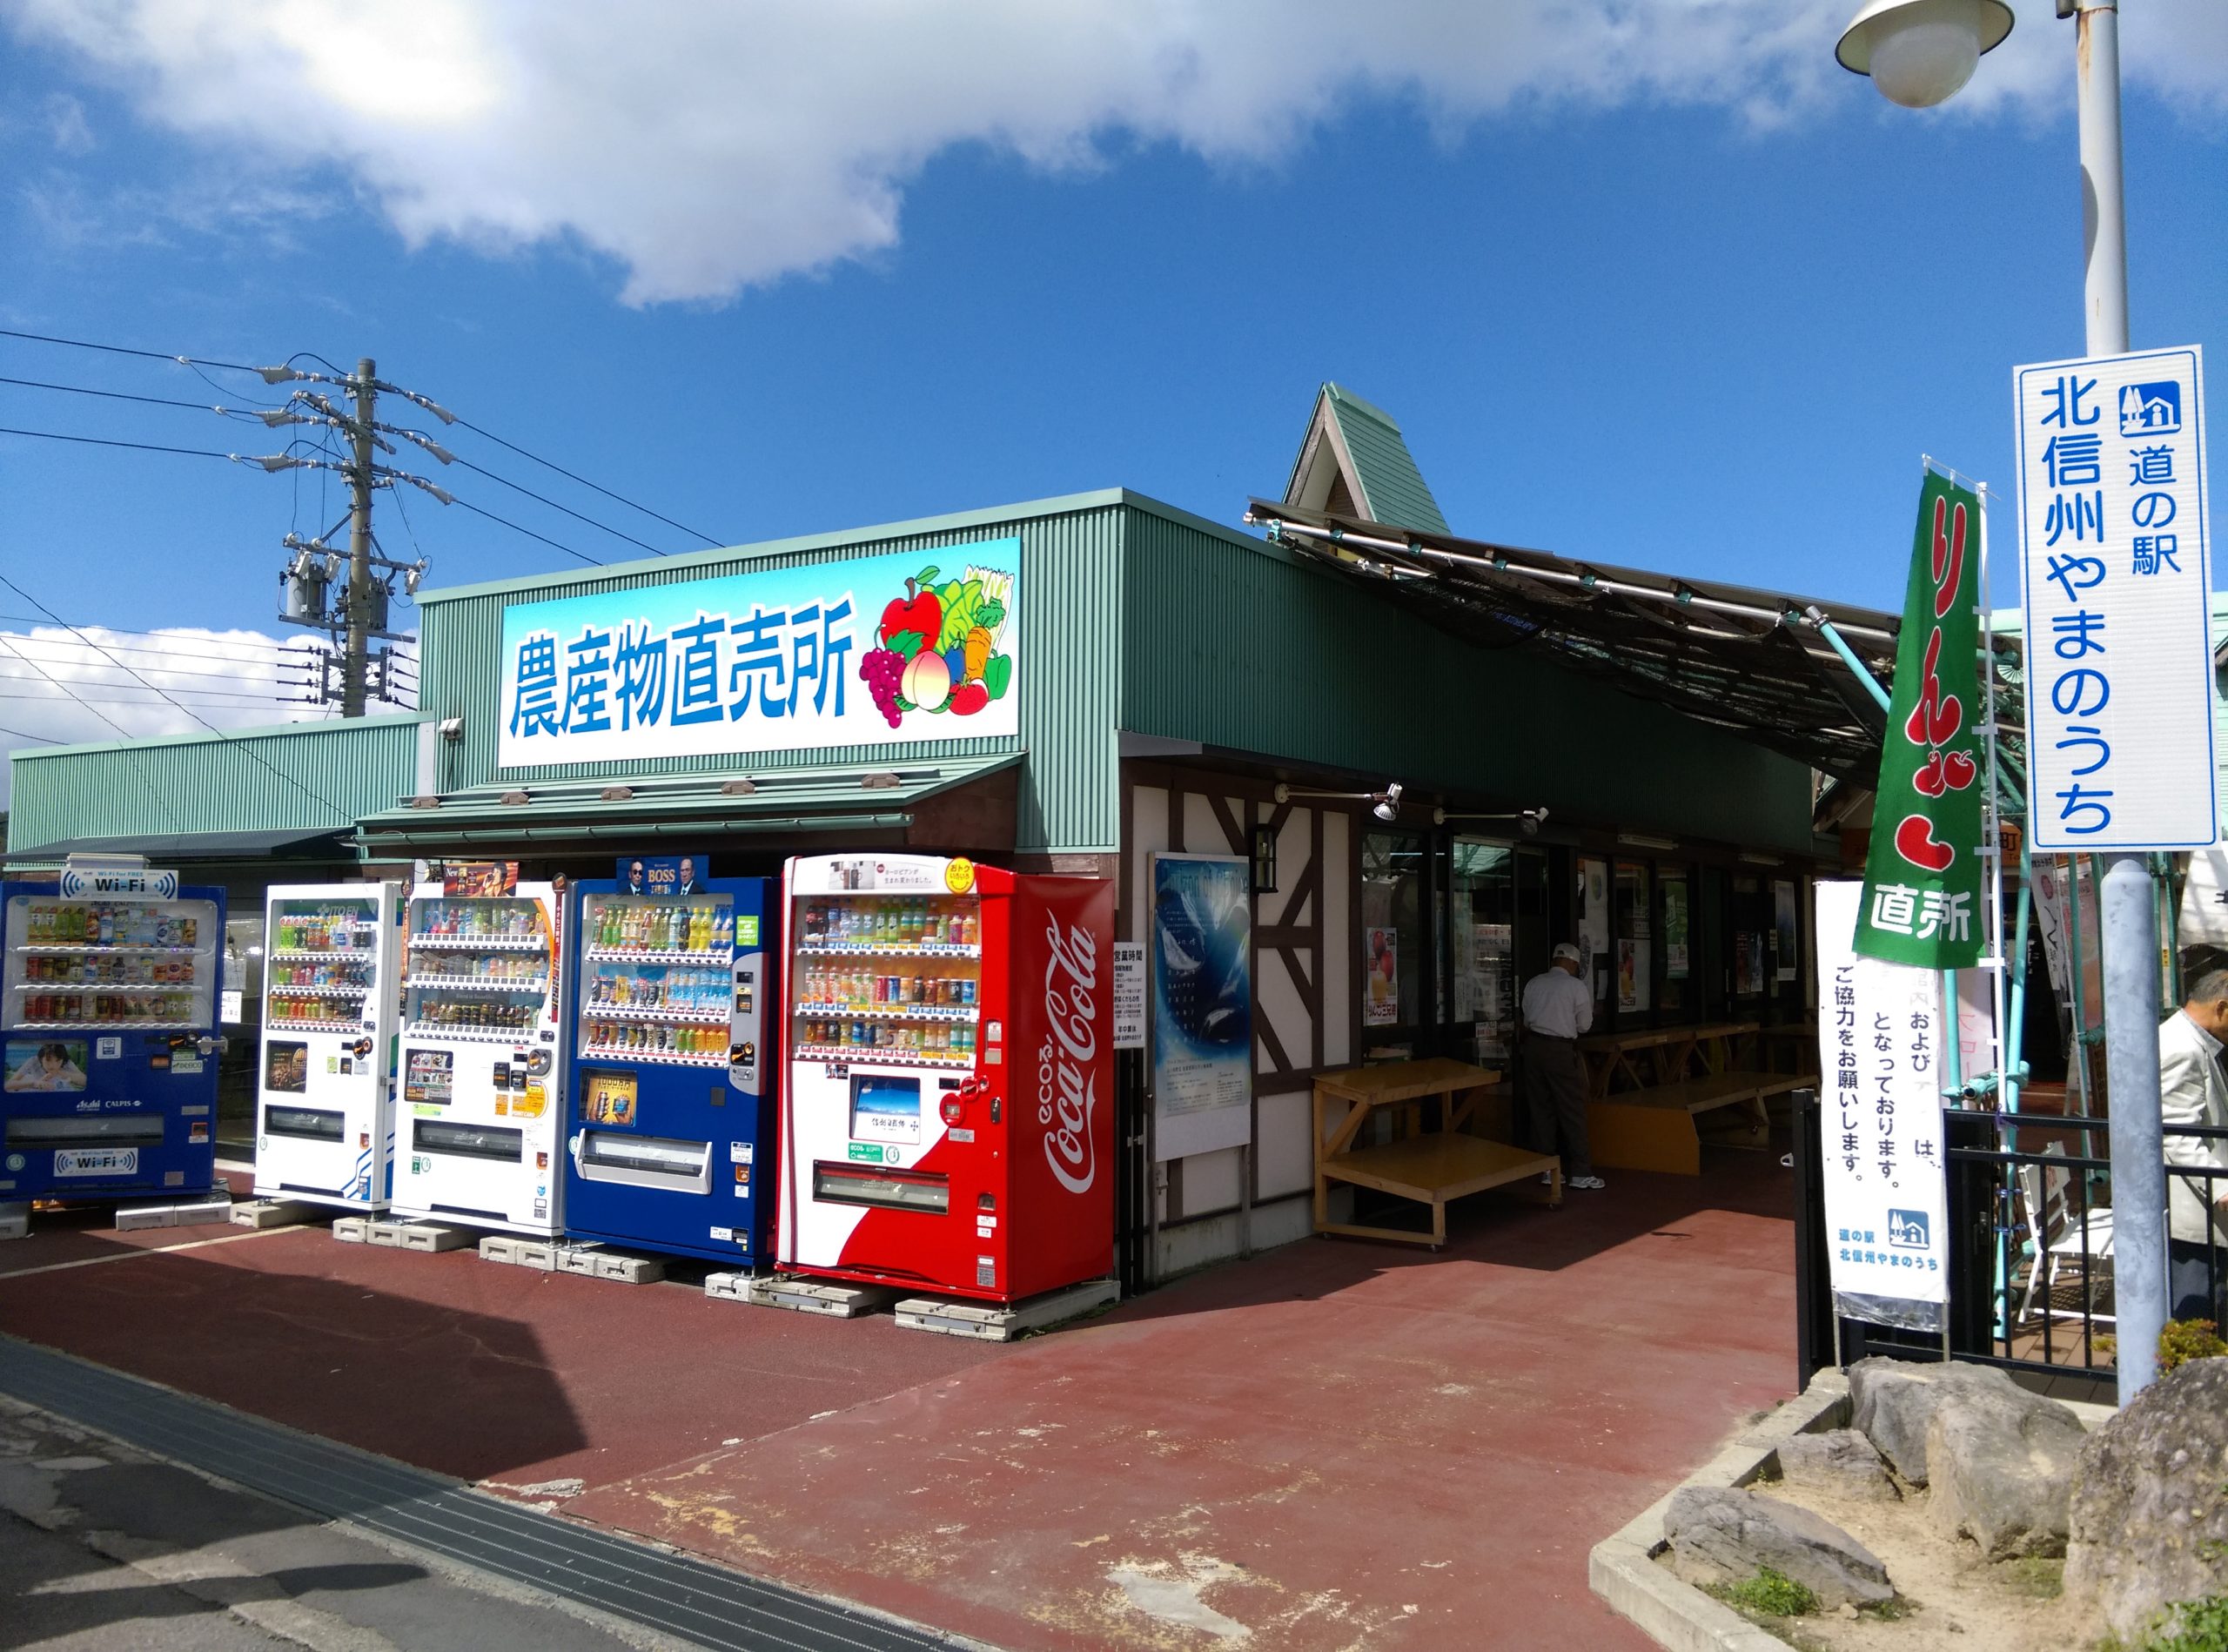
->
<box><xmin>2159</xmin><ymin>968</ymin><xmax>2228</xmax><ymax>1323</ymax></box>
<box><xmin>1522</xmin><ymin>942</ymin><xmax>1601</xmax><ymax>1192</ymax></box>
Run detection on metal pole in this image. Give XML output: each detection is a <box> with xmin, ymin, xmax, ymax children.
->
<box><xmin>2074</xmin><ymin>0</ymin><xmax>2164</xmax><ymax>1403</ymax></box>
<box><xmin>341</xmin><ymin>356</ymin><xmax>378</xmax><ymax>718</ymax></box>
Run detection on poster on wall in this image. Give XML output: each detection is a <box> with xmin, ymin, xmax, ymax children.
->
<box><xmin>496</xmin><ymin>540</ymin><xmax>1021</xmax><ymax>768</ymax></box>
<box><xmin>1473</xmin><ymin>923</ymin><xmax>1513</xmax><ymax>1064</ymax></box>
<box><xmin>1774</xmin><ymin>881</ymin><xmax>1799</xmax><ymax>984</ymax></box>
<box><xmin>1813</xmin><ymin>879</ymin><xmax>1950</xmax><ymax>1333</ymax></box>
<box><xmin>1577</xmin><ymin>858</ymin><xmax>1610</xmax><ymax>1002</ymax></box>
<box><xmin>1111</xmin><ymin>942</ymin><xmax>1146</xmax><ymax>1051</ymax></box>
<box><xmin>1151</xmin><ymin>854</ymin><xmax>1253</xmax><ymax>1162</ymax></box>
<box><xmin>1663</xmin><ymin>879</ymin><xmax>1690</xmax><ymax>979</ymax></box>
<box><xmin>1363</xmin><ymin>927</ymin><xmax>1399</xmax><ymax>1027</ymax></box>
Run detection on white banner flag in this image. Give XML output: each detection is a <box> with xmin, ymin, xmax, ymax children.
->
<box><xmin>1815</xmin><ymin>879</ymin><xmax>1951</xmax><ymax>1333</ymax></box>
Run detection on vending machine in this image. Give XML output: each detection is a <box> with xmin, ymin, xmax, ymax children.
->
<box><xmin>778</xmin><ymin>853</ymin><xmax>1113</xmax><ymax>1303</ymax></box>
<box><xmin>2</xmin><ymin>860</ymin><xmax>225</xmax><ymax>1202</ymax></box>
<box><xmin>391</xmin><ymin>866</ymin><xmax>567</xmax><ymax>1234</ymax></box>
<box><xmin>253</xmin><ymin>882</ymin><xmax>403</xmax><ymax>1211</ymax></box>
<box><xmin>562</xmin><ymin>857</ymin><xmax>776</xmax><ymax>1266</ymax></box>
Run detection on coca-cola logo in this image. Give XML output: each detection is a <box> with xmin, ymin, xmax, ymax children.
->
<box><xmin>1039</xmin><ymin>915</ymin><xmax>1098</xmax><ymax>1195</ymax></box>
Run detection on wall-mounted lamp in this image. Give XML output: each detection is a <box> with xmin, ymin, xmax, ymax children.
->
<box><xmin>1738</xmin><ymin>850</ymin><xmax>1785</xmax><ymax>868</ymax></box>
<box><xmin>1250</xmin><ymin>823</ymin><xmax>1278</xmax><ymax>894</ymax></box>
<box><xmin>1617</xmin><ymin>832</ymin><xmax>1679</xmax><ymax>853</ymax></box>
<box><xmin>1372</xmin><ymin>782</ymin><xmax>1405</xmax><ymax>823</ymax></box>
<box><xmin>438</xmin><ymin>716</ymin><xmax>464</xmax><ymax>743</ymax></box>
<box><xmin>1444</xmin><ymin>807</ymin><xmax>1552</xmax><ymax>838</ymax></box>
<box><xmin>1271</xmin><ymin>780</ymin><xmax>1415</xmax><ymax>824</ymax></box>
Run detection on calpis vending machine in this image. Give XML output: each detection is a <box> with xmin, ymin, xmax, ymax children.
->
<box><xmin>2</xmin><ymin>858</ymin><xmax>225</xmax><ymax>1202</ymax></box>
<box><xmin>563</xmin><ymin>856</ymin><xmax>776</xmax><ymax>1265</ymax></box>
<box><xmin>779</xmin><ymin>853</ymin><xmax>1113</xmax><ymax>1303</ymax></box>
<box><xmin>254</xmin><ymin>882</ymin><xmax>403</xmax><ymax>1211</ymax></box>
<box><xmin>391</xmin><ymin>866</ymin><xmax>567</xmax><ymax>1233</ymax></box>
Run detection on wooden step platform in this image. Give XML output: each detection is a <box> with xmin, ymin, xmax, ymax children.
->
<box><xmin>1587</xmin><ymin>1069</ymin><xmax>1801</xmax><ymax>1176</ymax></box>
<box><xmin>1316</xmin><ymin>1132</ymin><xmax>1560</xmax><ymax>1249</ymax></box>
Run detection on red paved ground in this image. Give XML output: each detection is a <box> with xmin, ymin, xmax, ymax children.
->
<box><xmin>0</xmin><ymin>1150</ymin><xmax>1797</xmax><ymax>1649</ymax></box>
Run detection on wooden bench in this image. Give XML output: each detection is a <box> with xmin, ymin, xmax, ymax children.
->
<box><xmin>1586</xmin><ymin>1069</ymin><xmax>1806</xmax><ymax>1177</ymax></box>
<box><xmin>1579</xmin><ymin>1021</ymin><xmax>1760</xmax><ymax>1098</ymax></box>
<box><xmin>1312</xmin><ymin>1059</ymin><xmax>1559</xmax><ymax>1248</ymax></box>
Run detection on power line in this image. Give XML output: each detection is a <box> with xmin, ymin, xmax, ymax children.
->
<box><xmin>454</xmin><ymin>415</ymin><xmax>721</xmax><ymax>548</ymax></box>
<box><xmin>446</xmin><ymin>453</ymin><xmax>668</xmax><ymax>559</ymax></box>
<box><xmin>0</xmin><ymin>623</ymin><xmax>411</xmax><ymax>668</ymax></box>
<box><xmin>0</xmin><ymin>425</ymin><xmax>244</xmax><ymax>462</ymax></box>
<box><xmin>0</xmin><ymin>569</ymin><xmax>352</xmax><ymax>816</ymax></box>
<box><xmin>448</xmin><ymin>494</ymin><xmax>605</xmax><ymax>567</ymax></box>
<box><xmin>0</xmin><ymin>373</ymin><xmax>272</xmax><ymax>421</ymax></box>
<box><xmin>0</xmin><ymin>326</ymin><xmax>269</xmax><ymax>376</ymax></box>
<box><xmin>0</xmin><ymin>635</ymin><xmax>184</xmax><ymax>829</ymax></box>
<box><xmin>0</xmin><ymin>723</ymin><xmax>62</xmax><ymax>746</ymax></box>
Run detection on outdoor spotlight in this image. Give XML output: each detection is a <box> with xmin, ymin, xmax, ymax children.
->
<box><xmin>1372</xmin><ymin>782</ymin><xmax>1404</xmax><ymax>823</ymax></box>
<box><xmin>1835</xmin><ymin>0</ymin><xmax>2013</xmax><ymax>109</ymax></box>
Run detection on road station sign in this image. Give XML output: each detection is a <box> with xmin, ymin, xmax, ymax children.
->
<box><xmin>2016</xmin><ymin>346</ymin><xmax>2213</xmax><ymax>851</ymax></box>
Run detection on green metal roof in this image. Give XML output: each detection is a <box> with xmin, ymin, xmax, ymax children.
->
<box><xmin>353</xmin><ymin>754</ymin><xmax>1020</xmax><ymax>851</ymax></box>
<box><xmin>1280</xmin><ymin>384</ymin><xmax>1449</xmax><ymax>536</ymax></box>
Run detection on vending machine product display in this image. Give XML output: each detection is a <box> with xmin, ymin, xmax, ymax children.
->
<box><xmin>2</xmin><ymin>864</ymin><xmax>225</xmax><ymax>1201</ymax></box>
<box><xmin>779</xmin><ymin>853</ymin><xmax>1113</xmax><ymax>1303</ymax></box>
<box><xmin>391</xmin><ymin>871</ymin><xmax>567</xmax><ymax>1233</ymax></box>
<box><xmin>253</xmin><ymin>882</ymin><xmax>403</xmax><ymax>1211</ymax></box>
<box><xmin>563</xmin><ymin>859</ymin><xmax>776</xmax><ymax>1265</ymax></box>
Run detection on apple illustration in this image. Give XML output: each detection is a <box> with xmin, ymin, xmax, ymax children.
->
<box><xmin>880</xmin><ymin>578</ymin><xmax>942</xmax><ymax>651</ymax></box>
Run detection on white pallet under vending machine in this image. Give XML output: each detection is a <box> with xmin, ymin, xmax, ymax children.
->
<box><xmin>390</xmin><ymin>870</ymin><xmax>567</xmax><ymax>1234</ymax></box>
<box><xmin>253</xmin><ymin>882</ymin><xmax>403</xmax><ymax>1210</ymax></box>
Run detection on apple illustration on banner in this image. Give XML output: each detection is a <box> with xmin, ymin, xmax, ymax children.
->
<box><xmin>856</xmin><ymin>562</ymin><xmax>1016</xmax><ymax>732</ymax></box>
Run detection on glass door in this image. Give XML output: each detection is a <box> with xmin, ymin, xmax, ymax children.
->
<box><xmin>1359</xmin><ymin>830</ymin><xmax>1428</xmax><ymax>1060</ymax></box>
<box><xmin>1447</xmin><ymin>838</ymin><xmax>1518</xmax><ymax>1074</ymax></box>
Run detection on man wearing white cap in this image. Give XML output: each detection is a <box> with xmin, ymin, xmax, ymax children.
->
<box><xmin>1521</xmin><ymin>942</ymin><xmax>1602</xmax><ymax>1190</ymax></box>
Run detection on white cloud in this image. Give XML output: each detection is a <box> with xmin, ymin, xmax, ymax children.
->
<box><xmin>8</xmin><ymin>0</ymin><xmax>2225</xmax><ymax>304</ymax></box>
<box><xmin>0</xmin><ymin>625</ymin><xmax>418</xmax><ymax>809</ymax></box>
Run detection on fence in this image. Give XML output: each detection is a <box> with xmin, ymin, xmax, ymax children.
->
<box><xmin>1792</xmin><ymin>1089</ymin><xmax>2228</xmax><ymax>1401</ymax></box>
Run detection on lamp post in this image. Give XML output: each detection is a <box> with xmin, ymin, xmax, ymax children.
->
<box><xmin>1838</xmin><ymin>0</ymin><xmax>2167</xmax><ymax>1402</ymax></box>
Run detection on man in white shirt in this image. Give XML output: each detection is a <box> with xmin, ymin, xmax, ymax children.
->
<box><xmin>2159</xmin><ymin>969</ymin><xmax>2228</xmax><ymax>1322</ymax></box>
<box><xmin>1522</xmin><ymin>942</ymin><xmax>1601</xmax><ymax>1190</ymax></box>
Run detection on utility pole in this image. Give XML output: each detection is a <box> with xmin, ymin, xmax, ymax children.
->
<box><xmin>341</xmin><ymin>357</ymin><xmax>379</xmax><ymax>717</ymax></box>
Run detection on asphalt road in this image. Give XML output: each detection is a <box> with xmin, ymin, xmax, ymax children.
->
<box><xmin>0</xmin><ymin>1395</ymin><xmax>691</xmax><ymax>1652</ymax></box>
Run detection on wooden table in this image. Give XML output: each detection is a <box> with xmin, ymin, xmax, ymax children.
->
<box><xmin>1579</xmin><ymin>1021</ymin><xmax>1759</xmax><ymax>1098</ymax></box>
<box><xmin>1312</xmin><ymin>1058</ymin><xmax>1559</xmax><ymax>1248</ymax></box>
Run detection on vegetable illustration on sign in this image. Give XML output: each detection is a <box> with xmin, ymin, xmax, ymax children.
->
<box><xmin>858</xmin><ymin>562</ymin><xmax>1015</xmax><ymax>729</ymax></box>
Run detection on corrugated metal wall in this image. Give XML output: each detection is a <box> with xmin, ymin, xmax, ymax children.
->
<box><xmin>8</xmin><ymin>715</ymin><xmax>426</xmax><ymax>850</ymax></box>
<box><xmin>417</xmin><ymin>500</ymin><xmax>1125</xmax><ymax>852</ymax></box>
<box><xmin>1120</xmin><ymin>513</ymin><xmax>1816</xmax><ymax>852</ymax></box>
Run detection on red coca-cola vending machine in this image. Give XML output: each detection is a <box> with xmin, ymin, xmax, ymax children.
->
<box><xmin>778</xmin><ymin>852</ymin><xmax>1112</xmax><ymax>1302</ymax></box>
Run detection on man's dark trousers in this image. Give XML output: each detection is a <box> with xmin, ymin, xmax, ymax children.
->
<box><xmin>1523</xmin><ymin>1034</ymin><xmax>1592</xmax><ymax>1179</ymax></box>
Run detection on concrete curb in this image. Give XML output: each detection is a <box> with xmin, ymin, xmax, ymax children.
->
<box><xmin>1587</xmin><ymin>1370</ymin><xmax>1853</xmax><ymax>1652</ymax></box>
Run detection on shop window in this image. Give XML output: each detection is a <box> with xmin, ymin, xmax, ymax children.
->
<box><xmin>1360</xmin><ymin>831</ymin><xmax>1426</xmax><ymax>1054</ymax></box>
<box><xmin>1614</xmin><ymin>861</ymin><xmax>1653</xmax><ymax>1017</ymax></box>
<box><xmin>1659</xmin><ymin>867</ymin><xmax>1693</xmax><ymax>1016</ymax></box>
<box><xmin>1448</xmin><ymin>839</ymin><xmax>1517</xmax><ymax>1071</ymax></box>
<box><xmin>1575</xmin><ymin>856</ymin><xmax>1611</xmax><ymax>1009</ymax></box>
<box><xmin>1730</xmin><ymin>875</ymin><xmax>1768</xmax><ymax>1000</ymax></box>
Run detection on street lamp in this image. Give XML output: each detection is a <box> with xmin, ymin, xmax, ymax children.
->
<box><xmin>1836</xmin><ymin>0</ymin><xmax>2162</xmax><ymax>1404</ymax></box>
<box><xmin>1835</xmin><ymin>0</ymin><xmax>2014</xmax><ymax>109</ymax></box>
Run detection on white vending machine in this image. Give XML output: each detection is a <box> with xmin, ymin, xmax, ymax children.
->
<box><xmin>390</xmin><ymin>873</ymin><xmax>567</xmax><ymax>1234</ymax></box>
<box><xmin>253</xmin><ymin>882</ymin><xmax>403</xmax><ymax>1210</ymax></box>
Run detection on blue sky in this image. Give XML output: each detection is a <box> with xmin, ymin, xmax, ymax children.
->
<box><xmin>0</xmin><ymin>1</ymin><xmax>2223</xmax><ymax>769</ymax></box>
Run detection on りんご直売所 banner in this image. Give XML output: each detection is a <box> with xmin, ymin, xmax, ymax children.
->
<box><xmin>495</xmin><ymin>540</ymin><xmax>1020</xmax><ymax>768</ymax></box>
<box><xmin>1854</xmin><ymin>473</ymin><xmax>1985</xmax><ymax>971</ymax></box>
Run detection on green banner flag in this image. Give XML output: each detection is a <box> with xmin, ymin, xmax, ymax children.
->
<box><xmin>1855</xmin><ymin>472</ymin><xmax>1985</xmax><ymax>970</ymax></box>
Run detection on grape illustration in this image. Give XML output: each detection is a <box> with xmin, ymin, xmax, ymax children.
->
<box><xmin>859</xmin><ymin>648</ymin><xmax>905</xmax><ymax>728</ymax></box>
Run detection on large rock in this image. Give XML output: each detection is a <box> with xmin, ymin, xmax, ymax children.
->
<box><xmin>1775</xmin><ymin>1429</ymin><xmax>1898</xmax><ymax>1504</ymax></box>
<box><xmin>1663</xmin><ymin>1485</ymin><xmax>1895</xmax><ymax>1608</ymax></box>
<box><xmin>1848</xmin><ymin>1356</ymin><xmax>2025</xmax><ymax>1485</ymax></box>
<box><xmin>2065</xmin><ymin>1358</ymin><xmax>2228</xmax><ymax>1641</ymax></box>
<box><xmin>1925</xmin><ymin>1383</ymin><xmax>2087</xmax><ymax>1560</ymax></box>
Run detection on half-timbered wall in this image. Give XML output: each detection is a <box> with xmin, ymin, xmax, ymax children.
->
<box><xmin>1122</xmin><ymin>762</ymin><xmax>1355</xmax><ymax>1276</ymax></box>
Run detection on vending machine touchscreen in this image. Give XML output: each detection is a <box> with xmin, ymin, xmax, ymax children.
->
<box><xmin>778</xmin><ymin>853</ymin><xmax>1113</xmax><ymax>1303</ymax></box>
<box><xmin>2</xmin><ymin>862</ymin><xmax>225</xmax><ymax>1202</ymax></box>
<box><xmin>254</xmin><ymin>882</ymin><xmax>402</xmax><ymax>1210</ymax></box>
<box><xmin>562</xmin><ymin>859</ymin><xmax>775</xmax><ymax>1266</ymax></box>
<box><xmin>391</xmin><ymin>870</ymin><xmax>567</xmax><ymax>1233</ymax></box>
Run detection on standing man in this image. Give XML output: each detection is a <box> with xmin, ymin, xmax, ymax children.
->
<box><xmin>2159</xmin><ymin>968</ymin><xmax>2228</xmax><ymax>1322</ymax></box>
<box><xmin>1522</xmin><ymin>942</ymin><xmax>1601</xmax><ymax>1191</ymax></box>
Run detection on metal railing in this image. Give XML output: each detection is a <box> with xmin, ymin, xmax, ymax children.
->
<box><xmin>1792</xmin><ymin>1090</ymin><xmax>2227</xmax><ymax>1396</ymax></box>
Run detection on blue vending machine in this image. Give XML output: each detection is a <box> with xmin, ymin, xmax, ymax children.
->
<box><xmin>2</xmin><ymin>861</ymin><xmax>226</xmax><ymax>1203</ymax></box>
<box><xmin>563</xmin><ymin>856</ymin><xmax>776</xmax><ymax>1266</ymax></box>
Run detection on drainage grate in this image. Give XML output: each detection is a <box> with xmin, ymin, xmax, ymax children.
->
<box><xmin>0</xmin><ymin>1335</ymin><xmax>969</xmax><ymax>1652</ymax></box>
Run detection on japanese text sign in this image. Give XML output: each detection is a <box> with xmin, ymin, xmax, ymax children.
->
<box><xmin>1856</xmin><ymin>471</ymin><xmax>1984</xmax><ymax>970</ymax></box>
<box><xmin>1815</xmin><ymin>879</ymin><xmax>1950</xmax><ymax>1333</ymax></box>
<box><xmin>2017</xmin><ymin>346</ymin><xmax>2214</xmax><ymax>851</ymax></box>
<box><xmin>496</xmin><ymin>540</ymin><xmax>1021</xmax><ymax>769</ymax></box>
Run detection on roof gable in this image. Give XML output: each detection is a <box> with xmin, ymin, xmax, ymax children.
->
<box><xmin>1281</xmin><ymin>383</ymin><xmax>1449</xmax><ymax>535</ymax></box>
